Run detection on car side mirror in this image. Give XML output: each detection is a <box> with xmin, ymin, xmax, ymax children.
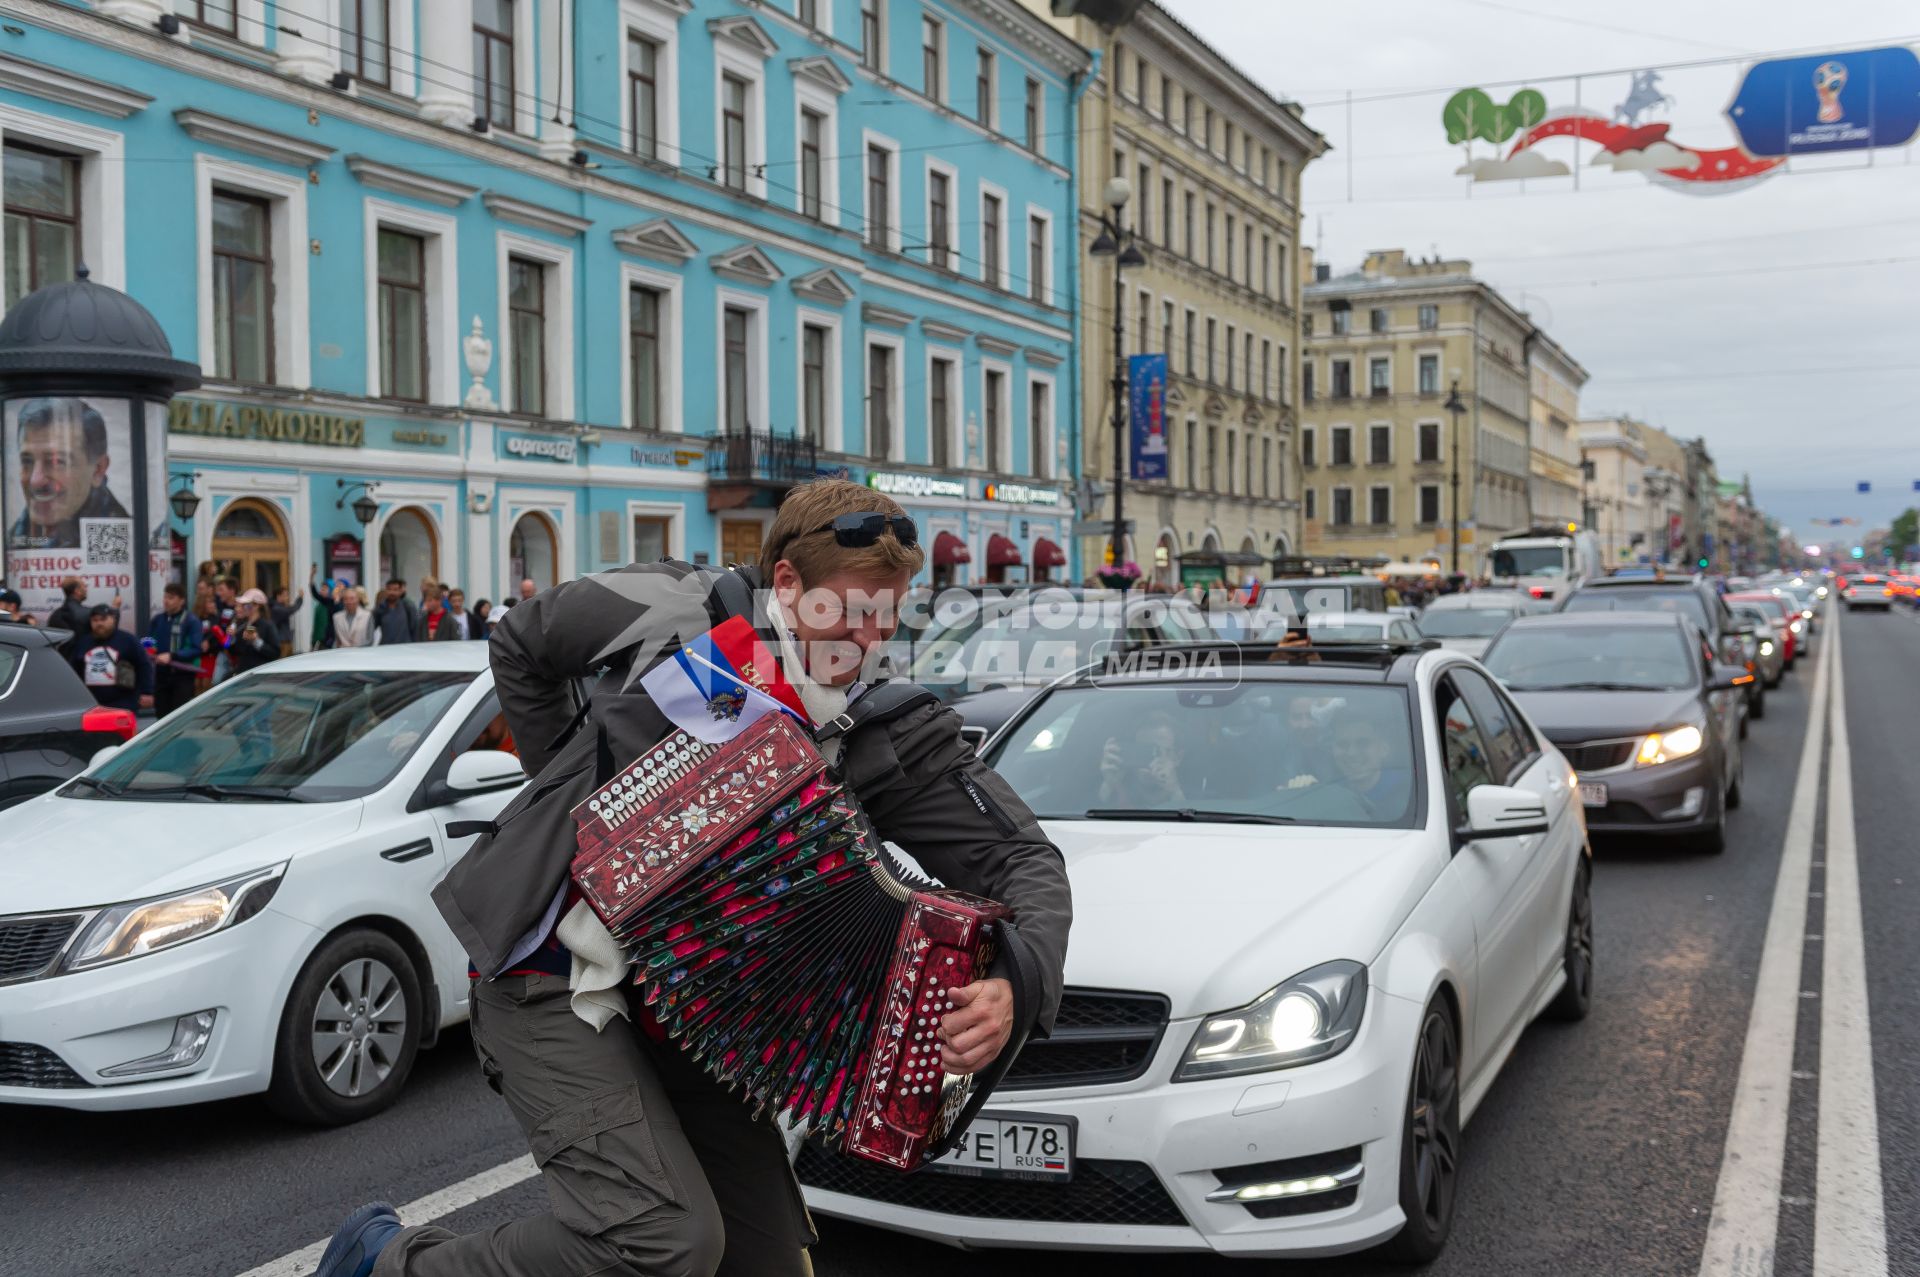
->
<box><xmin>445</xmin><ymin>749</ymin><xmax>524</xmax><ymax>795</ymax></box>
<box><xmin>1709</xmin><ymin>665</ymin><xmax>1754</xmax><ymax>692</ymax></box>
<box><xmin>1456</xmin><ymin>784</ymin><xmax>1551</xmax><ymax>841</ymax></box>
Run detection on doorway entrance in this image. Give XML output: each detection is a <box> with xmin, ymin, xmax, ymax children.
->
<box><xmin>210</xmin><ymin>498</ymin><xmax>290</xmax><ymax>598</ymax></box>
<box><xmin>379</xmin><ymin>507</ymin><xmax>439</xmax><ymax>590</ymax></box>
<box><xmin>509</xmin><ymin>512</ymin><xmax>559</xmax><ymax>591</ymax></box>
<box><xmin>720</xmin><ymin>518</ymin><xmax>763</xmax><ymax>568</ymax></box>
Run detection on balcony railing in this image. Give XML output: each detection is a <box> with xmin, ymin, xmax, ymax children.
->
<box><xmin>707</xmin><ymin>428</ymin><xmax>819</xmax><ymax>486</ymax></box>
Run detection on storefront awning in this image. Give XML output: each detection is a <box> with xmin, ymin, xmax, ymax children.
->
<box><xmin>987</xmin><ymin>533</ymin><xmax>1023</xmax><ymax>566</ymax></box>
<box><xmin>1033</xmin><ymin>538</ymin><xmax>1067</xmax><ymax>569</ymax></box>
<box><xmin>933</xmin><ymin>530</ymin><xmax>972</xmax><ymax>566</ymax></box>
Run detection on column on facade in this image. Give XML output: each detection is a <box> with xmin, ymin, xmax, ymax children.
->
<box><xmin>418</xmin><ymin>0</ymin><xmax>476</xmax><ymax>127</ymax></box>
<box><xmin>536</xmin><ymin>0</ymin><xmax>579</xmax><ymax>161</ymax></box>
<box><xmin>273</xmin><ymin>0</ymin><xmax>336</xmax><ymax>83</ymax></box>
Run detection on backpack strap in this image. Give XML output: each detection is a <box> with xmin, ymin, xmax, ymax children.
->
<box><xmin>811</xmin><ymin>680</ymin><xmax>939</xmax><ymax>745</ymax></box>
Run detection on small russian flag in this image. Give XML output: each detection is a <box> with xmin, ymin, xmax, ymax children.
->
<box><xmin>641</xmin><ymin>619</ymin><xmax>806</xmax><ymax>743</ymax></box>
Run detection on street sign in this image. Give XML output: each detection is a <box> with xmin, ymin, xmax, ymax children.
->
<box><xmin>1726</xmin><ymin>46</ymin><xmax>1920</xmax><ymax>157</ymax></box>
<box><xmin>1072</xmin><ymin>519</ymin><xmax>1136</xmax><ymax>538</ymax></box>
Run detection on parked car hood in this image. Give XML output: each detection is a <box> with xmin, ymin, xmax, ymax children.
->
<box><xmin>1043</xmin><ymin>821</ymin><xmax>1440</xmax><ymax>1019</ymax></box>
<box><xmin>0</xmin><ymin>792</ymin><xmax>362</xmax><ymax>914</ymax></box>
<box><xmin>1505</xmin><ymin>688</ymin><xmax>1702</xmax><ymax>743</ymax></box>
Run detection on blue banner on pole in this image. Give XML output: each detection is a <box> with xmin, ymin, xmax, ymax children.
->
<box><xmin>1727</xmin><ymin>46</ymin><xmax>1920</xmax><ymax>158</ymax></box>
<box><xmin>1858</xmin><ymin>481</ymin><xmax>1872</xmax><ymax>493</ymax></box>
<box><xmin>1128</xmin><ymin>353</ymin><xmax>1169</xmax><ymax>482</ymax></box>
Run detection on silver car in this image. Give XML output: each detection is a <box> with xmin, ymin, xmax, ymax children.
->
<box><xmin>1727</xmin><ymin>602</ymin><xmax>1785</xmax><ymax>689</ymax></box>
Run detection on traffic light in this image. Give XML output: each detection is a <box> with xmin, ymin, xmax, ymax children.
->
<box><xmin>1851</xmin><ymin>546</ymin><xmax>1865</xmax><ymax>559</ymax></box>
<box><xmin>1697</xmin><ymin>557</ymin><xmax>1709</xmax><ymax>569</ymax></box>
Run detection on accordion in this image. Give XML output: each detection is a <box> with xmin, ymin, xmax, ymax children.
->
<box><xmin>570</xmin><ymin>710</ymin><xmax>1011</xmax><ymax>1171</ymax></box>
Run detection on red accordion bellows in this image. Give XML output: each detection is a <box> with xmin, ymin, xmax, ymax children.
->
<box><xmin>571</xmin><ymin>712</ymin><xmax>1009</xmax><ymax>1171</ymax></box>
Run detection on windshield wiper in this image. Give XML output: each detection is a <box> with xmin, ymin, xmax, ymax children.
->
<box><xmin>129</xmin><ymin>782</ymin><xmax>306</xmax><ymax>803</ymax></box>
<box><xmin>1541</xmin><ymin>681</ymin><xmax>1670</xmax><ymax>692</ymax></box>
<box><xmin>1080</xmin><ymin>807</ymin><xmax>1297</xmax><ymax>825</ymax></box>
<box><xmin>62</xmin><ymin>775</ymin><xmax>126</xmax><ymax>798</ymax></box>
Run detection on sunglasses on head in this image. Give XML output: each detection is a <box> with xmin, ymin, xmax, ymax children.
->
<box><xmin>812</xmin><ymin>512</ymin><xmax>919</xmax><ymax>549</ymax></box>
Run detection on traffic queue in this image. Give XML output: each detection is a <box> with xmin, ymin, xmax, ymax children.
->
<box><xmin>0</xmin><ymin>538</ymin><xmax>1840</xmax><ymax>1267</ymax></box>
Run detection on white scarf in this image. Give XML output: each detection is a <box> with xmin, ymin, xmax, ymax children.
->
<box><xmin>562</xmin><ymin>596</ymin><xmax>850</xmax><ymax>1029</ymax></box>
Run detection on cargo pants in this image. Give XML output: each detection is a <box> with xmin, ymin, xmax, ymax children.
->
<box><xmin>373</xmin><ymin>973</ymin><xmax>815</xmax><ymax>1277</ymax></box>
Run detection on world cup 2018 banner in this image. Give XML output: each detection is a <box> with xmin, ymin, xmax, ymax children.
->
<box><xmin>1128</xmin><ymin>353</ymin><xmax>1169</xmax><ymax>482</ymax></box>
<box><xmin>3</xmin><ymin>395</ymin><xmax>168</xmax><ymax>632</ymax></box>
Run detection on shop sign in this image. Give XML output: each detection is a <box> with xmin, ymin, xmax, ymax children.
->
<box><xmin>631</xmin><ymin>444</ymin><xmax>706</xmax><ymax>468</ymax></box>
<box><xmin>868</xmin><ymin>471</ymin><xmax>966</xmax><ymax>500</ymax></box>
<box><xmin>984</xmin><ymin>482</ymin><xmax>1063</xmax><ymax>507</ymax></box>
<box><xmin>504</xmin><ymin>433</ymin><xmax>576</xmax><ymax>463</ymax></box>
<box><xmin>169</xmin><ymin>398</ymin><xmax>364</xmax><ymax>447</ymax></box>
<box><xmin>393</xmin><ymin>428</ymin><xmax>449</xmax><ymax>447</ymax></box>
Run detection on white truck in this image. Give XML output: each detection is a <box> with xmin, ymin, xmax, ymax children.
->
<box><xmin>1485</xmin><ymin>528</ymin><xmax>1603</xmax><ymax>603</ymax></box>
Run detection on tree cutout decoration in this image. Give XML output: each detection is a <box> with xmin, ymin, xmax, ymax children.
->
<box><xmin>1443</xmin><ymin>88</ymin><xmax>1497</xmax><ymax>147</ymax></box>
<box><xmin>1505</xmin><ymin>89</ymin><xmax>1548</xmax><ymax>134</ymax></box>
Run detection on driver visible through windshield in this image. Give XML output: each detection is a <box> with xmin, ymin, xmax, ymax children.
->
<box><xmin>990</xmin><ymin>683</ymin><xmax>1419</xmax><ymax>828</ymax></box>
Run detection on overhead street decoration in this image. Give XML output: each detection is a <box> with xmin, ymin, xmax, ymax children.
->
<box><xmin>1439</xmin><ymin>44</ymin><xmax>1920</xmax><ymax>195</ymax></box>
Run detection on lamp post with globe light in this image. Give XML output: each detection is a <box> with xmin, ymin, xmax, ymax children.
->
<box><xmin>1443</xmin><ymin>374</ymin><xmax>1467</xmax><ymax>575</ymax></box>
<box><xmin>1088</xmin><ymin>177</ymin><xmax>1146</xmax><ymax>585</ymax></box>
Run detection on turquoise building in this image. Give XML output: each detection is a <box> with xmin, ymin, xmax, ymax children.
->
<box><xmin>0</xmin><ymin>0</ymin><xmax>1088</xmax><ymax>636</ymax></box>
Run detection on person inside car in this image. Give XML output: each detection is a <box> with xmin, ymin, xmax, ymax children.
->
<box><xmin>1097</xmin><ymin>711</ymin><xmax>1188</xmax><ymax>807</ymax></box>
<box><xmin>1279</xmin><ymin>705</ymin><xmax>1412</xmax><ymax>821</ymax></box>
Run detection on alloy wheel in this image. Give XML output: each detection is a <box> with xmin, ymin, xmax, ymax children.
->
<box><xmin>1566</xmin><ymin>869</ymin><xmax>1594</xmax><ymax>1003</ymax></box>
<box><xmin>1408</xmin><ymin>1009</ymin><xmax>1460</xmax><ymax>1232</ymax></box>
<box><xmin>310</xmin><ymin>957</ymin><xmax>409</xmax><ymax>1098</ymax></box>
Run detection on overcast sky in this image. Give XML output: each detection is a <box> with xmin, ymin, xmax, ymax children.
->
<box><xmin>1163</xmin><ymin>0</ymin><xmax>1919</xmax><ymax>545</ymax></box>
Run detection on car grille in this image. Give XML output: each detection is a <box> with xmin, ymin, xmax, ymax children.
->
<box><xmin>1557</xmin><ymin>739</ymin><xmax>1637</xmax><ymax>772</ymax></box>
<box><xmin>0</xmin><ymin>1042</ymin><xmax>91</xmax><ymax>1088</ymax></box>
<box><xmin>795</xmin><ymin>1143</ymin><xmax>1187</xmax><ymax>1227</ymax></box>
<box><xmin>1004</xmin><ymin>989</ymin><xmax>1169</xmax><ymax>1091</ymax></box>
<box><xmin>0</xmin><ymin>914</ymin><xmax>83</xmax><ymax>983</ymax></box>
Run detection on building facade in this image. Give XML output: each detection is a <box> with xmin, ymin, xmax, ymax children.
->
<box><xmin>1635</xmin><ymin>421</ymin><xmax>1690</xmax><ymax>568</ymax></box>
<box><xmin>1025</xmin><ymin>0</ymin><xmax>1325</xmax><ymax>588</ymax></box>
<box><xmin>0</xmin><ymin>0</ymin><xmax>1086</xmax><ymax>637</ymax></box>
<box><xmin>1300</xmin><ymin>250</ymin><xmax>1534</xmax><ymax>573</ymax></box>
<box><xmin>1576</xmin><ymin>415</ymin><xmax>1649</xmax><ymax>567</ymax></box>
<box><xmin>1528</xmin><ymin>331</ymin><xmax>1585</xmax><ymax>531</ymax></box>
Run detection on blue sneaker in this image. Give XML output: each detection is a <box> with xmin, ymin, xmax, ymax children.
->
<box><xmin>311</xmin><ymin>1202</ymin><xmax>403</xmax><ymax>1277</ymax></box>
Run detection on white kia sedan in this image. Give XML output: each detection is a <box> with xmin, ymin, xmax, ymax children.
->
<box><xmin>0</xmin><ymin>644</ymin><xmax>523</xmax><ymax>1124</ymax></box>
<box><xmin>797</xmin><ymin>644</ymin><xmax>1592</xmax><ymax>1262</ymax></box>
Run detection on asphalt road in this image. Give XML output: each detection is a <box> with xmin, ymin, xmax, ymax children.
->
<box><xmin>3</xmin><ymin>604</ymin><xmax>1911</xmax><ymax>1277</ymax></box>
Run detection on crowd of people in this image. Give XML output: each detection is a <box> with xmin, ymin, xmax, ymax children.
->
<box><xmin>0</xmin><ymin>568</ymin><xmax>547</xmax><ymax>718</ymax></box>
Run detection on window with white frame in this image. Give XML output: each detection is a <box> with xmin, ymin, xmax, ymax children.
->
<box><xmin>1418</xmin><ymin>353</ymin><xmax>1440</xmax><ymax>395</ymax></box>
<box><xmin>1224</xmin><ymin>322</ymin><xmax>1235</xmax><ymax>390</ymax></box>
<box><xmin>1160</xmin><ymin>176</ymin><xmax>1173</xmax><ymax>245</ymax></box>
<box><xmin>1330</xmin><ymin>424</ymin><xmax>1352</xmax><ymax>466</ymax></box>
<box><xmin>1182</xmin><ymin>417</ymin><xmax>1195</xmax><ymax>488</ymax></box>
<box><xmin>983</xmin><ymin>365</ymin><xmax>1009</xmax><ymax>469</ymax></box>
<box><xmin>866</xmin><ymin>339</ymin><xmax>899</xmax><ymax>459</ymax></box>
<box><xmin>864</xmin><ymin>136</ymin><xmax>898</xmax><ymax>252</ymax></box>
<box><xmin>4</xmin><ymin>143</ymin><xmax>81</xmax><ymax>309</ymax></box>
<box><xmin>176</xmin><ymin>0</ymin><xmax>236</xmax><ymax>35</ymax></box>
<box><xmin>1330</xmin><ymin>485</ymin><xmax>1352</xmax><ymax>525</ymax></box>
<box><xmin>628</xmin><ymin>33</ymin><xmax>660</xmax><ymax>159</ymax></box>
<box><xmin>1418</xmin><ymin>482</ymin><xmax>1441</xmax><ymax>524</ymax></box>
<box><xmin>1161</xmin><ymin>299</ymin><xmax>1173</xmax><ymax>356</ymax></box>
<box><xmin>1023</xmin><ymin>77</ymin><xmax>1042</xmax><ymax>152</ymax></box>
<box><xmin>800</xmin><ymin>320</ymin><xmax>831</xmax><ymax>445</ymax></box>
<box><xmin>375</xmin><ymin>230</ymin><xmax>426</xmax><ymax>401</ymax></box>
<box><xmin>797</xmin><ymin>0</ymin><xmax>818</xmax><ymax>28</ymax></box>
<box><xmin>1417</xmin><ymin>421</ymin><xmax>1441</xmax><ymax>463</ymax></box>
<box><xmin>196</xmin><ymin>156</ymin><xmax>306</xmax><ymax>388</ymax></box>
<box><xmin>860</xmin><ymin>0</ymin><xmax>883</xmax><ymax>73</ymax></box>
<box><xmin>1225</xmin><ymin>431</ymin><xmax>1235</xmax><ymax>494</ymax></box>
<box><xmin>1304</xmin><ymin>487</ymin><xmax>1316</xmax><ymax>520</ymax></box>
<box><xmin>975</xmin><ymin>47</ymin><xmax>996</xmax><ymax>129</ymax></box>
<box><xmin>980</xmin><ymin>188</ymin><xmax>1006</xmax><ymax>288</ymax></box>
<box><xmin>1301</xmin><ymin>427</ymin><xmax>1316</xmax><ymax>467</ymax></box>
<box><xmin>1369</xmin><ymin>356</ymin><xmax>1390</xmax><ymax>396</ymax></box>
<box><xmin>211</xmin><ymin>191</ymin><xmax>274</xmax><ymax>383</ymax></box>
<box><xmin>723</xmin><ymin>303</ymin><xmax>757</xmax><ymax>434</ymax></box>
<box><xmin>1136</xmin><ymin>288</ymin><xmax>1150</xmax><ymax>350</ymax></box>
<box><xmin>496</xmin><ymin>231</ymin><xmax>573</xmax><ymax>420</ymax></box>
<box><xmin>1368</xmin><ymin>422</ymin><xmax>1392</xmax><ymax>465</ymax></box>
<box><xmin>1026</xmin><ymin>209</ymin><xmax>1050</xmax><ymax>304</ymax></box>
<box><xmin>928</xmin><ymin>353</ymin><xmax>955</xmax><ymax>468</ymax></box>
<box><xmin>473</xmin><ymin>0</ymin><xmax>516</xmax><ymax>130</ymax></box>
<box><xmin>1260</xmin><ymin>339</ymin><xmax>1271</xmax><ymax>401</ymax></box>
<box><xmin>799</xmin><ymin>108</ymin><xmax>826</xmax><ymax>220</ymax></box>
<box><xmin>630</xmin><ymin>283</ymin><xmax>664</xmax><ymax>432</ymax></box>
<box><xmin>1369</xmin><ymin>484</ymin><xmax>1392</xmax><ymax>525</ymax></box>
<box><xmin>921</xmin><ymin>15</ymin><xmax>943</xmax><ymax>101</ymax></box>
<box><xmin>1419</xmin><ymin>303</ymin><xmax>1439</xmax><ymax>330</ymax></box>
<box><xmin>620</xmin><ymin>1</ymin><xmax>680</xmax><ymax>164</ymax></box>
<box><xmin>1028</xmin><ymin>376</ymin><xmax>1052</xmax><ymax>479</ymax></box>
<box><xmin>364</xmin><ymin>200</ymin><xmax>457</xmax><ymax>407</ymax></box>
<box><xmin>720</xmin><ymin>73</ymin><xmax>751</xmax><ymax>192</ymax></box>
<box><xmin>341</xmin><ymin>0</ymin><xmax>391</xmax><ymax>87</ymax></box>
<box><xmin>926</xmin><ymin>162</ymin><xmax>956</xmax><ymax>270</ymax></box>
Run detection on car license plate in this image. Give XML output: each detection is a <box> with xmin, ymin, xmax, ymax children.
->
<box><xmin>1579</xmin><ymin>782</ymin><xmax>1608</xmax><ymax>808</ymax></box>
<box><xmin>927</xmin><ymin>1112</ymin><xmax>1075</xmax><ymax>1181</ymax></box>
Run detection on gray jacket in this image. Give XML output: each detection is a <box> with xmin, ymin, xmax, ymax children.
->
<box><xmin>431</xmin><ymin>560</ymin><xmax>1072</xmax><ymax>1037</ymax></box>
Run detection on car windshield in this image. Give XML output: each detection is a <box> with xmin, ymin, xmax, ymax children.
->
<box><xmin>1417</xmin><ymin>609</ymin><xmax>1510</xmax><ymax>638</ymax></box>
<box><xmin>988</xmin><ymin>682</ymin><xmax>1420</xmax><ymax>829</ymax></box>
<box><xmin>1730</xmin><ymin>606</ymin><xmax>1772</xmax><ymax>629</ymax></box>
<box><xmin>909</xmin><ymin>594</ymin><xmax>1205</xmax><ymax>689</ymax></box>
<box><xmin>1483</xmin><ymin>626</ymin><xmax>1696</xmax><ymax>692</ymax></box>
<box><xmin>1301</xmin><ymin>620</ymin><xmax>1390</xmax><ymax>643</ymax></box>
<box><xmin>1562</xmin><ymin>587</ymin><xmax>1711</xmax><ymax>634</ymax></box>
<box><xmin>1491</xmin><ymin>547</ymin><xmax>1567</xmax><ymax>577</ymax></box>
<box><xmin>79</xmin><ymin>669</ymin><xmax>473</xmax><ymax>801</ymax></box>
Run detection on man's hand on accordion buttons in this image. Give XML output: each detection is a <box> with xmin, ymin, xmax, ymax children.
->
<box><xmin>939</xmin><ymin>978</ymin><xmax>1015</xmax><ymax>1075</ymax></box>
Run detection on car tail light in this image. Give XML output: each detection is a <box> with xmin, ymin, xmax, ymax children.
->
<box><xmin>1528</xmin><ymin>586</ymin><xmax>1548</xmax><ymax>599</ymax></box>
<box><xmin>81</xmin><ymin>707</ymin><xmax>137</xmax><ymax>742</ymax></box>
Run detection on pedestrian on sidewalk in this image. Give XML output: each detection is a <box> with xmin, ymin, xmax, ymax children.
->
<box><xmin>0</xmin><ymin>586</ymin><xmax>32</xmax><ymax>625</ymax></box>
<box><xmin>71</xmin><ymin>604</ymin><xmax>151</xmax><ymax>712</ymax></box>
<box><xmin>270</xmin><ymin>584</ymin><xmax>304</xmax><ymax>656</ymax></box>
<box><xmin>49</xmin><ymin>576</ymin><xmax>92</xmax><ymax>652</ymax></box>
<box><xmin>309</xmin><ymin>479</ymin><xmax>1071</xmax><ymax>1277</ymax></box>
<box><xmin>372</xmin><ymin>578</ymin><xmax>418</xmax><ymax>646</ymax></box>
<box><xmin>228</xmin><ymin>589</ymin><xmax>281</xmax><ymax>674</ymax></box>
<box><xmin>146</xmin><ymin>583</ymin><xmax>203</xmax><ymax>718</ymax></box>
<box><xmin>433</xmin><ymin>589</ymin><xmax>472</xmax><ymax>641</ymax></box>
<box><xmin>332</xmin><ymin>586</ymin><xmax>373</xmax><ymax>648</ymax></box>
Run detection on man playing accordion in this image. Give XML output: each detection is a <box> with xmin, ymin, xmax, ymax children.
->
<box><xmin>312</xmin><ymin>480</ymin><xmax>1072</xmax><ymax>1277</ymax></box>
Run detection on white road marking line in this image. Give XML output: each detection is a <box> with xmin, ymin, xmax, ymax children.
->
<box><xmin>233</xmin><ymin>1155</ymin><xmax>537</xmax><ymax>1277</ymax></box>
<box><xmin>1813</xmin><ymin>619</ymin><xmax>1889</xmax><ymax>1277</ymax></box>
<box><xmin>1697</xmin><ymin>606</ymin><xmax>1831</xmax><ymax>1277</ymax></box>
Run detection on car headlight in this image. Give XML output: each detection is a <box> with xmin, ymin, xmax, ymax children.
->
<box><xmin>1174</xmin><ymin>960</ymin><xmax>1367</xmax><ymax>1082</ymax></box>
<box><xmin>1635</xmin><ymin>724</ymin><xmax>1705</xmax><ymax>767</ymax></box>
<box><xmin>1760</xmin><ymin>640</ymin><xmax>1774</xmax><ymax>655</ymax></box>
<box><xmin>60</xmin><ymin>866</ymin><xmax>285</xmax><ymax>973</ymax></box>
<box><xmin>1790</xmin><ymin>621</ymin><xmax>1804</xmax><ymax>633</ymax></box>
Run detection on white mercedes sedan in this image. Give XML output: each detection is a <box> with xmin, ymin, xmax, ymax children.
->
<box><xmin>796</xmin><ymin>643</ymin><xmax>1592</xmax><ymax>1263</ymax></box>
<box><xmin>0</xmin><ymin>645</ymin><xmax>523</xmax><ymax>1124</ymax></box>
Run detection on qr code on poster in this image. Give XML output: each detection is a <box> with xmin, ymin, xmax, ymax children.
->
<box><xmin>81</xmin><ymin>518</ymin><xmax>132</xmax><ymax>567</ymax></box>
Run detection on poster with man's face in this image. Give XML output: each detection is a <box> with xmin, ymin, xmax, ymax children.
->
<box><xmin>1</xmin><ymin>395</ymin><xmax>155</xmax><ymax>631</ymax></box>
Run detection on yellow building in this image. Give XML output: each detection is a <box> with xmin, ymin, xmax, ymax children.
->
<box><xmin>1529</xmin><ymin>332</ymin><xmax>1587</xmax><ymax>530</ymax></box>
<box><xmin>1299</xmin><ymin>250</ymin><xmax>1535</xmax><ymax>574</ymax></box>
<box><xmin>1024</xmin><ymin>1</ymin><xmax>1326</xmax><ymax>586</ymax></box>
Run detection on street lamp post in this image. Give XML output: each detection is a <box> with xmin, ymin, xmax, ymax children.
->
<box><xmin>1088</xmin><ymin>177</ymin><xmax>1145</xmax><ymax>585</ymax></box>
<box><xmin>1442</xmin><ymin>376</ymin><xmax>1466</xmax><ymax>575</ymax></box>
